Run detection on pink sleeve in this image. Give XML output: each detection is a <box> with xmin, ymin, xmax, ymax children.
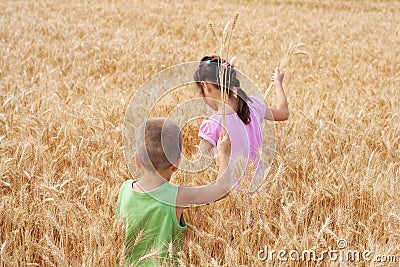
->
<box><xmin>249</xmin><ymin>96</ymin><xmax>267</xmax><ymax>122</ymax></box>
<box><xmin>198</xmin><ymin>118</ymin><xmax>221</xmax><ymax>146</ymax></box>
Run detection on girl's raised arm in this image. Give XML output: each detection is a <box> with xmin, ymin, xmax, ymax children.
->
<box><xmin>264</xmin><ymin>67</ymin><xmax>290</xmax><ymax>121</ymax></box>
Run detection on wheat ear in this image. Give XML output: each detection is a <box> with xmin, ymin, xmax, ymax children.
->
<box><xmin>208</xmin><ymin>23</ymin><xmax>218</xmax><ymax>43</ymax></box>
<box><xmin>226</xmin><ymin>12</ymin><xmax>239</xmax><ymax>60</ymax></box>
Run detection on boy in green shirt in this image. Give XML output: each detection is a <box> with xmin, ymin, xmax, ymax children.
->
<box><xmin>116</xmin><ymin>117</ymin><xmax>232</xmax><ymax>266</ymax></box>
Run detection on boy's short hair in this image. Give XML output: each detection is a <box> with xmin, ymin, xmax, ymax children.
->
<box><xmin>136</xmin><ymin>117</ymin><xmax>182</xmax><ymax>172</ymax></box>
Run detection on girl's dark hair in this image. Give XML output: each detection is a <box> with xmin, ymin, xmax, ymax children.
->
<box><xmin>193</xmin><ymin>56</ymin><xmax>252</xmax><ymax>125</ymax></box>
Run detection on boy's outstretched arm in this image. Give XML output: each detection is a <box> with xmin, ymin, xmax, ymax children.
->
<box><xmin>176</xmin><ymin>134</ymin><xmax>232</xmax><ymax>207</ymax></box>
<box><xmin>265</xmin><ymin>67</ymin><xmax>290</xmax><ymax>121</ymax></box>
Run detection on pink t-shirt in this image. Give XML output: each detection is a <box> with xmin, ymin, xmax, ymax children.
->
<box><xmin>198</xmin><ymin>96</ymin><xmax>266</xmax><ymax>162</ymax></box>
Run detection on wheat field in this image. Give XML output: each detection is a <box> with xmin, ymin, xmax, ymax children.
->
<box><xmin>0</xmin><ymin>0</ymin><xmax>399</xmax><ymax>266</ymax></box>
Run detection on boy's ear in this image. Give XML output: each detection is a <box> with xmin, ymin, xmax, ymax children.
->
<box><xmin>171</xmin><ymin>165</ymin><xmax>178</xmax><ymax>172</ymax></box>
<box><xmin>135</xmin><ymin>153</ymin><xmax>142</xmax><ymax>169</ymax></box>
<box><xmin>171</xmin><ymin>156</ymin><xmax>181</xmax><ymax>173</ymax></box>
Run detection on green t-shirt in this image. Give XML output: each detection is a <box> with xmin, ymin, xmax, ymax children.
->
<box><xmin>116</xmin><ymin>180</ymin><xmax>186</xmax><ymax>266</ymax></box>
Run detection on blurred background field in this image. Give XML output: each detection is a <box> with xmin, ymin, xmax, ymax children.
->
<box><xmin>0</xmin><ymin>0</ymin><xmax>399</xmax><ymax>266</ymax></box>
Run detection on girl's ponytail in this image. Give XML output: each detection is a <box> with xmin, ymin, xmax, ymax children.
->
<box><xmin>236</xmin><ymin>87</ymin><xmax>251</xmax><ymax>125</ymax></box>
<box><xmin>224</xmin><ymin>60</ymin><xmax>252</xmax><ymax>125</ymax></box>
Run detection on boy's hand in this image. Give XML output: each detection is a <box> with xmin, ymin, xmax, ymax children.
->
<box><xmin>216</xmin><ymin>132</ymin><xmax>231</xmax><ymax>157</ymax></box>
<box><xmin>271</xmin><ymin>67</ymin><xmax>284</xmax><ymax>87</ymax></box>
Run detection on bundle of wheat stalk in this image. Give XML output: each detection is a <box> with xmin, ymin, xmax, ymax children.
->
<box><xmin>264</xmin><ymin>43</ymin><xmax>310</xmax><ymax>99</ymax></box>
<box><xmin>208</xmin><ymin>13</ymin><xmax>239</xmax><ymax>131</ymax></box>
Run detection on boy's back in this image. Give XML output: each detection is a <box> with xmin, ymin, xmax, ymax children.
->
<box><xmin>117</xmin><ymin>180</ymin><xmax>186</xmax><ymax>266</ymax></box>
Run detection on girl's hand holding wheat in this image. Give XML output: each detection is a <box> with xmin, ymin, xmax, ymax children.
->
<box><xmin>271</xmin><ymin>67</ymin><xmax>284</xmax><ymax>88</ymax></box>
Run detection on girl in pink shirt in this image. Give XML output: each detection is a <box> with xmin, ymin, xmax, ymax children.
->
<box><xmin>193</xmin><ymin>55</ymin><xmax>289</xmax><ymax>180</ymax></box>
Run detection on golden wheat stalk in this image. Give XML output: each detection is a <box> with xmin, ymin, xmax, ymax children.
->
<box><xmin>263</xmin><ymin>43</ymin><xmax>310</xmax><ymax>99</ymax></box>
<box><xmin>228</xmin><ymin>56</ymin><xmax>237</xmax><ymax>99</ymax></box>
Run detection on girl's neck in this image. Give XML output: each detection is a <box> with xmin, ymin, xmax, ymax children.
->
<box><xmin>217</xmin><ymin>96</ymin><xmax>237</xmax><ymax>114</ymax></box>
